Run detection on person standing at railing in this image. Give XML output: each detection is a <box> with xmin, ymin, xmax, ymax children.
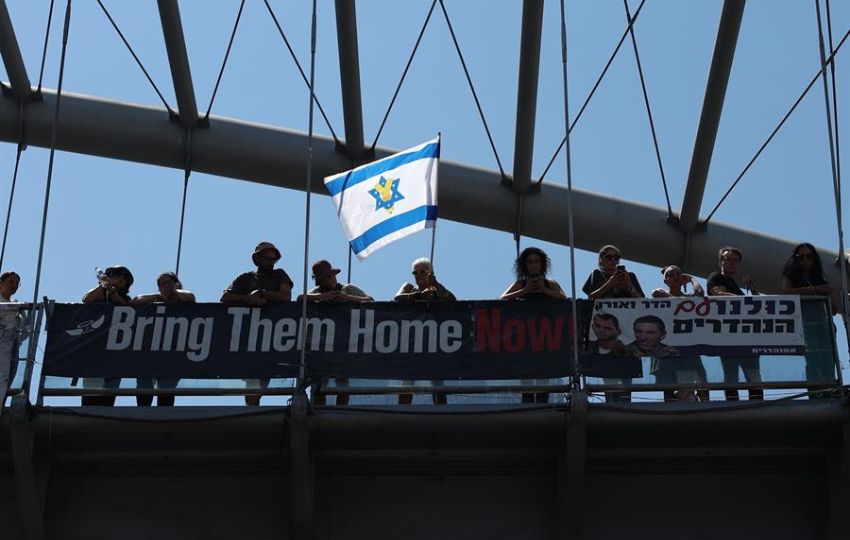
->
<box><xmin>133</xmin><ymin>272</ymin><xmax>196</xmax><ymax>407</ymax></box>
<box><xmin>502</xmin><ymin>247</ymin><xmax>566</xmax><ymax>404</ymax></box>
<box><xmin>0</xmin><ymin>272</ymin><xmax>21</xmax><ymax>412</ymax></box>
<box><xmin>395</xmin><ymin>257</ymin><xmax>457</xmax><ymax>405</ymax></box>
<box><xmin>583</xmin><ymin>245</ymin><xmax>645</xmax><ymax>403</ymax></box>
<box><xmin>583</xmin><ymin>245</ymin><xmax>644</xmax><ymax>300</ymax></box>
<box><xmin>651</xmin><ymin>265</ymin><xmax>709</xmax><ymax>402</ymax></box>
<box><xmin>781</xmin><ymin>243</ymin><xmax>836</xmax><ymax>314</ymax></box>
<box><xmin>81</xmin><ymin>265</ymin><xmax>134</xmax><ymax>406</ymax></box>
<box><xmin>221</xmin><ymin>242</ymin><xmax>293</xmax><ymax>406</ymax></box>
<box><xmin>782</xmin><ymin>244</ymin><xmax>838</xmax><ymax>392</ymax></box>
<box><xmin>707</xmin><ymin>247</ymin><xmax>763</xmax><ymax>401</ymax></box>
<box><xmin>300</xmin><ymin>259</ymin><xmax>373</xmax><ymax>406</ymax></box>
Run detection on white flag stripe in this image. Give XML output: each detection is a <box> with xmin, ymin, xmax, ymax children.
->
<box><xmin>330</xmin><ymin>158</ymin><xmax>437</xmax><ymax>239</ymax></box>
<box><xmin>324</xmin><ymin>137</ymin><xmax>439</xmax><ymax>259</ymax></box>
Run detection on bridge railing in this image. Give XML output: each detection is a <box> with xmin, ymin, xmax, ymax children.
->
<box><xmin>2</xmin><ymin>302</ymin><xmax>44</xmax><ymax>401</ymax></box>
<box><xmin>27</xmin><ymin>296</ymin><xmax>842</xmax><ymax>406</ymax></box>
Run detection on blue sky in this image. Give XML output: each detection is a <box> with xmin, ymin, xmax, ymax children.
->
<box><xmin>2</xmin><ymin>1</ymin><xmax>849</xmax><ymax>401</ymax></box>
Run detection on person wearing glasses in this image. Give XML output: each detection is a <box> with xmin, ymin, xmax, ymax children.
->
<box><xmin>583</xmin><ymin>246</ymin><xmax>644</xmax><ymax>403</ymax></box>
<box><xmin>133</xmin><ymin>272</ymin><xmax>196</xmax><ymax>406</ymax></box>
<box><xmin>222</xmin><ymin>242</ymin><xmax>293</xmax><ymax>406</ymax></box>
<box><xmin>708</xmin><ymin>246</ymin><xmax>762</xmax><ymax>401</ymax></box>
<box><xmin>582</xmin><ymin>245</ymin><xmax>644</xmax><ymax>300</ymax></box>
<box><xmin>781</xmin><ymin>243</ymin><xmax>836</xmax><ymax>313</ymax></box>
<box><xmin>783</xmin><ymin>243</ymin><xmax>839</xmax><ymax>392</ymax></box>
<box><xmin>395</xmin><ymin>257</ymin><xmax>456</xmax><ymax>405</ymax></box>
<box><xmin>395</xmin><ymin>257</ymin><xmax>456</xmax><ymax>303</ymax></box>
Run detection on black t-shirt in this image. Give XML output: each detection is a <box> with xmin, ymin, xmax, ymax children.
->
<box><xmin>706</xmin><ymin>272</ymin><xmax>744</xmax><ymax>296</ymax></box>
<box><xmin>520</xmin><ymin>278</ymin><xmax>556</xmax><ymax>300</ymax></box>
<box><xmin>582</xmin><ymin>269</ymin><xmax>645</xmax><ymax>298</ymax></box>
<box><xmin>784</xmin><ymin>272</ymin><xmax>827</xmax><ymax>288</ymax></box>
<box><xmin>226</xmin><ymin>268</ymin><xmax>293</xmax><ymax>300</ymax></box>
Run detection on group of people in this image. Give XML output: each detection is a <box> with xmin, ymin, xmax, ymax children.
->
<box><xmin>0</xmin><ymin>239</ymin><xmax>837</xmax><ymax>407</ymax></box>
<box><xmin>585</xmin><ymin>242</ymin><xmax>837</xmax><ymax>403</ymax></box>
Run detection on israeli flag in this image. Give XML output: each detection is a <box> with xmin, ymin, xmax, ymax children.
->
<box><xmin>324</xmin><ymin>137</ymin><xmax>439</xmax><ymax>259</ymax></box>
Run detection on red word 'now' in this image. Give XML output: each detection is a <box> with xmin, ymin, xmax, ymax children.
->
<box><xmin>476</xmin><ymin>308</ymin><xmax>568</xmax><ymax>352</ymax></box>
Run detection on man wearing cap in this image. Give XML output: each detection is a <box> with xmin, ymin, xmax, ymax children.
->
<box><xmin>222</xmin><ymin>242</ymin><xmax>294</xmax><ymax>406</ymax></box>
<box><xmin>299</xmin><ymin>260</ymin><xmax>373</xmax><ymax>303</ymax></box>
<box><xmin>81</xmin><ymin>265</ymin><xmax>134</xmax><ymax>406</ymax></box>
<box><xmin>301</xmin><ymin>260</ymin><xmax>372</xmax><ymax>406</ymax></box>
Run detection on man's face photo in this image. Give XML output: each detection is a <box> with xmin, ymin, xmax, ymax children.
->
<box><xmin>592</xmin><ymin>315</ymin><xmax>620</xmax><ymax>344</ymax></box>
<box><xmin>633</xmin><ymin>321</ymin><xmax>665</xmax><ymax>352</ymax></box>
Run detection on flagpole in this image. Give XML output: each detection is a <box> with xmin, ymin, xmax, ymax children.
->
<box><xmin>429</xmin><ymin>132</ymin><xmax>440</xmax><ymax>267</ymax></box>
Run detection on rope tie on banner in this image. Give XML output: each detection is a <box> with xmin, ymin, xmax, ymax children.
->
<box><xmin>0</xmin><ymin>102</ymin><xmax>25</xmax><ymax>271</ymax></box>
<box><xmin>31</xmin><ymin>0</ymin><xmax>72</xmax><ymax>358</ymax></box>
<box><xmin>175</xmin><ymin>128</ymin><xmax>192</xmax><ymax>276</ymax></box>
<box><xmin>559</xmin><ymin>0</ymin><xmax>581</xmax><ymax>388</ymax></box>
<box><xmin>297</xmin><ymin>0</ymin><xmax>319</xmax><ymax>392</ymax></box>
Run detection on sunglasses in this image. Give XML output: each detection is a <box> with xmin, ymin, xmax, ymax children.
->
<box><xmin>796</xmin><ymin>253</ymin><xmax>813</xmax><ymax>260</ymax></box>
<box><xmin>602</xmin><ymin>253</ymin><xmax>620</xmax><ymax>261</ymax></box>
<box><xmin>412</xmin><ymin>270</ymin><xmax>431</xmax><ymax>275</ymax></box>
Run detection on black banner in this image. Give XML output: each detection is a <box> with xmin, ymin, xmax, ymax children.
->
<box><xmin>44</xmin><ymin>301</ymin><xmax>582</xmax><ymax>380</ymax></box>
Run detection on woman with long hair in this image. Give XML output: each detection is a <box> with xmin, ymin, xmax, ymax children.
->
<box><xmin>501</xmin><ymin>246</ymin><xmax>566</xmax><ymax>301</ymax></box>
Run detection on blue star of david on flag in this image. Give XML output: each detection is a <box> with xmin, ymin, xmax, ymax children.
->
<box><xmin>368</xmin><ymin>176</ymin><xmax>405</xmax><ymax>213</ymax></box>
<box><xmin>324</xmin><ymin>136</ymin><xmax>439</xmax><ymax>259</ymax></box>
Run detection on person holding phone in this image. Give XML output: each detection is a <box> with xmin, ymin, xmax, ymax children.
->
<box><xmin>395</xmin><ymin>257</ymin><xmax>456</xmax><ymax>302</ymax></box>
<box><xmin>500</xmin><ymin>247</ymin><xmax>566</xmax><ymax>301</ymax></box>
<box><xmin>582</xmin><ymin>245</ymin><xmax>644</xmax><ymax>403</ymax></box>
<box><xmin>395</xmin><ymin>257</ymin><xmax>456</xmax><ymax>405</ymax></box>
<box><xmin>501</xmin><ymin>247</ymin><xmax>566</xmax><ymax>404</ymax></box>
<box><xmin>582</xmin><ymin>245</ymin><xmax>644</xmax><ymax>299</ymax></box>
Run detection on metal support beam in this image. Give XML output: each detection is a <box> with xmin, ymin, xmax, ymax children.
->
<box><xmin>0</xmin><ymin>88</ymin><xmax>840</xmax><ymax>292</ymax></box>
<box><xmin>511</xmin><ymin>0</ymin><xmax>544</xmax><ymax>194</ymax></box>
<box><xmin>558</xmin><ymin>388</ymin><xmax>586</xmax><ymax>539</ymax></box>
<box><xmin>826</xmin><ymin>398</ymin><xmax>850</xmax><ymax>539</ymax></box>
<box><xmin>0</xmin><ymin>0</ymin><xmax>33</xmax><ymax>102</ymax></box>
<box><xmin>678</xmin><ymin>0</ymin><xmax>745</xmax><ymax>232</ymax></box>
<box><xmin>157</xmin><ymin>0</ymin><xmax>199</xmax><ymax>128</ymax></box>
<box><xmin>10</xmin><ymin>394</ymin><xmax>48</xmax><ymax>540</ymax></box>
<box><xmin>334</xmin><ymin>0</ymin><xmax>365</xmax><ymax>161</ymax></box>
<box><xmin>289</xmin><ymin>391</ymin><xmax>314</xmax><ymax>540</ymax></box>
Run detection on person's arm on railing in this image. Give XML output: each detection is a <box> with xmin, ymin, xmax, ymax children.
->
<box><xmin>500</xmin><ymin>280</ymin><xmax>530</xmax><ymax>300</ymax></box>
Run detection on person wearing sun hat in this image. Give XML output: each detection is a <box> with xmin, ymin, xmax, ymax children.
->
<box><xmin>221</xmin><ymin>242</ymin><xmax>294</xmax><ymax>406</ymax></box>
<box><xmin>299</xmin><ymin>259</ymin><xmax>373</xmax><ymax>406</ymax></box>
